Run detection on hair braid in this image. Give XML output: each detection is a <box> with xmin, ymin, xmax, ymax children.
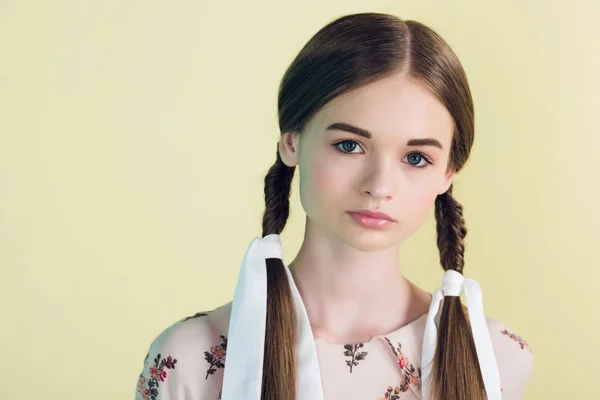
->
<box><xmin>262</xmin><ymin>145</ymin><xmax>296</xmax><ymax>237</ymax></box>
<box><xmin>434</xmin><ymin>183</ymin><xmax>468</xmax><ymax>273</ymax></box>
<box><xmin>259</xmin><ymin>143</ymin><xmax>297</xmax><ymax>400</ymax></box>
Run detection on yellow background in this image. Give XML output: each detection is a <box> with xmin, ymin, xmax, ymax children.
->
<box><xmin>1</xmin><ymin>1</ymin><xmax>597</xmax><ymax>398</ymax></box>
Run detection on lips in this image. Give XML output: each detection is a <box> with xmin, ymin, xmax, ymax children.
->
<box><xmin>347</xmin><ymin>209</ymin><xmax>396</xmax><ymax>222</ymax></box>
<box><xmin>347</xmin><ymin>211</ymin><xmax>395</xmax><ymax>229</ymax></box>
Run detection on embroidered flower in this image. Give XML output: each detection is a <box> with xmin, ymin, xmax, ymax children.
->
<box><xmin>382</xmin><ymin>337</ymin><xmax>421</xmax><ymax>392</ymax></box>
<box><xmin>396</xmin><ymin>353</ymin><xmax>408</xmax><ymax>369</ymax></box>
<box><xmin>136</xmin><ymin>353</ymin><xmax>178</xmax><ymax>400</ymax></box>
<box><xmin>500</xmin><ymin>328</ymin><xmax>532</xmax><ymax>352</ymax></box>
<box><xmin>343</xmin><ymin>343</ymin><xmax>369</xmax><ymax>373</ymax></box>
<box><xmin>205</xmin><ymin>335</ymin><xmax>228</xmax><ymax>379</ymax></box>
<box><xmin>380</xmin><ymin>385</ymin><xmax>405</xmax><ymax>399</ymax></box>
<box><xmin>212</xmin><ymin>345</ymin><xmax>226</xmax><ymax>360</ymax></box>
<box><xmin>137</xmin><ymin>376</ymin><xmax>150</xmax><ymax>400</ymax></box>
<box><xmin>150</xmin><ymin>365</ymin><xmax>167</xmax><ymax>382</ymax></box>
<box><xmin>183</xmin><ymin>311</ymin><xmax>209</xmax><ymax>322</ymax></box>
<box><xmin>410</xmin><ymin>375</ymin><xmax>419</xmax><ymax>386</ymax></box>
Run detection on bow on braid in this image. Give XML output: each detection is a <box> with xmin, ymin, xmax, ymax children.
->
<box><xmin>259</xmin><ymin>145</ymin><xmax>298</xmax><ymax>400</ymax></box>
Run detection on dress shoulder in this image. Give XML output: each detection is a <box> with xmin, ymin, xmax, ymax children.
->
<box><xmin>486</xmin><ymin>316</ymin><xmax>534</xmax><ymax>399</ymax></box>
<box><xmin>135</xmin><ymin>302</ymin><xmax>233</xmax><ymax>400</ymax></box>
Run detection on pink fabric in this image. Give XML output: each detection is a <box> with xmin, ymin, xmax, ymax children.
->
<box><xmin>135</xmin><ymin>302</ymin><xmax>533</xmax><ymax>400</ymax></box>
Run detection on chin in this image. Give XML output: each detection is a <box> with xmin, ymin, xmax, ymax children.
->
<box><xmin>341</xmin><ymin>231</ymin><xmax>400</xmax><ymax>252</ymax></box>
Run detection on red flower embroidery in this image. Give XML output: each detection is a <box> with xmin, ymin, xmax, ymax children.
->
<box><xmin>396</xmin><ymin>353</ymin><xmax>408</xmax><ymax>369</ymax></box>
<box><xmin>382</xmin><ymin>337</ymin><xmax>421</xmax><ymax>394</ymax></box>
<box><xmin>137</xmin><ymin>353</ymin><xmax>178</xmax><ymax>400</ymax></box>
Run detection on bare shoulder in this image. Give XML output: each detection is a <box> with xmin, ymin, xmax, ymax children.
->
<box><xmin>485</xmin><ymin>316</ymin><xmax>534</xmax><ymax>399</ymax></box>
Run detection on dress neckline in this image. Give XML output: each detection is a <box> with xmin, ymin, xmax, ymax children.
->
<box><xmin>313</xmin><ymin>309</ymin><xmax>429</xmax><ymax>346</ymax></box>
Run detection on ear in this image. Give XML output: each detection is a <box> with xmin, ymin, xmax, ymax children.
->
<box><xmin>439</xmin><ymin>168</ymin><xmax>457</xmax><ymax>195</ymax></box>
<box><xmin>278</xmin><ymin>131</ymin><xmax>300</xmax><ymax>167</ymax></box>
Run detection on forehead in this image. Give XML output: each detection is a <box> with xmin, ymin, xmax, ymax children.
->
<box><xmin>310</xmin><ymin>73</ymin><xmax>454</xmax><ymax>143</ymax></box>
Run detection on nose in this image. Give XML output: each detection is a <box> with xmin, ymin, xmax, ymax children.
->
<box><xmin>364</xmin><ymin>188</ymin><xmax>392</xmax><ymax>200</ymax></box>
<box><xmin>360</xmin><ymin>158</ymin><xmax>395</xmax><ymax>201</ymax></box>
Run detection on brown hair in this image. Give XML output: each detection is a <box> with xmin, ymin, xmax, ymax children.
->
<box><xmin>260</xmin><ymin>12</ymin><xmax>485</xmax><ymax>400</ymax></box>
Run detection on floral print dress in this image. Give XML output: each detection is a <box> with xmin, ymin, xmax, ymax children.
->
<box><xmin>135</xmin><ymin>302</ymin><xmax>533</xmax><ymax>400</ymax></box>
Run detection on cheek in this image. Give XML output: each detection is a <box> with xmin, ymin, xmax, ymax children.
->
<box><xmin>415</xmin><ymin>185</ymin><xmax>440</xmax><ymax>207</ymax></box>
<box><xmin>397</xmin><ymin>184</ymin><xmax>440</xmax><ymax>229</ymax></box>
<box><xmin>299</xmin><ymin>160</ymin><xmax>348</xmax><ymax>213</ymax></box>
<box><xmin>311</xmin><ymin>162</ymin><xmax>337</xmax><ymax>189</ymax></box>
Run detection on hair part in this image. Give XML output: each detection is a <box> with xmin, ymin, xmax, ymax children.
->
<box><xmin>260</xmin><ymin>12</ymin><xmax>485</xmax><ymax>400</ymax></box>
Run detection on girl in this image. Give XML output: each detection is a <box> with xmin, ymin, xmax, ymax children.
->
<box><xmin>135</xmin><ymin>12</ymin><xmax>533</xmax><ymax>400</ymax></box>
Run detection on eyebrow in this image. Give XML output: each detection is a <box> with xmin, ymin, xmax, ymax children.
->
<box><xmin>326</xmin><ymin>122</ymin><xmax>444</xmax><ymax>150</ymax></box>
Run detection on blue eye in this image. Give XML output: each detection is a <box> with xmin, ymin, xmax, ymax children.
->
<box><xmin>334</xmin><ymin>140</ymin><xmax>362</xmax><ymax>154</ymax></box>
<box><xmin>404</xmin><ymin>152</ymin><xmax>432</xmax><ymax>168</ymax></box>
<box><xmin>332</xmin><ymin>140</ymin><xmax>433</xmax><ymax>169</ymax></box>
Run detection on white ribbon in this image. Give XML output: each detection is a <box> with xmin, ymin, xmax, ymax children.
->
<box><xmin>421</xmin><ymin>269</ymin><xmax>502</xmax><ymax>399</ymax></box>
<box><xmin>221</xmin><ymin>234</ymin><xmax>324</xmax><ymax>400</ymax></box>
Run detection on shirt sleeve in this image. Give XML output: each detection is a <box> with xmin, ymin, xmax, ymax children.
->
<box><xmin>487</xmin><ymin>317</ymin><xmax>534</xmax><ymax>399</ymax></box>
<box><xmin>134</xmin><ymin>314</ymin><xmax>226</xmax><ymax>400</ymax></box>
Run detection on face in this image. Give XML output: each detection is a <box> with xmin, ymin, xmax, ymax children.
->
<box><xmin>279</xmin><ymin>72</ymin><xmax>457</xmax><ymax>252</ymax></box>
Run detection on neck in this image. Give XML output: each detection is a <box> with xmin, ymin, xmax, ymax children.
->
<box><xmin>287</xmin><ymin>218</ymin><xmax>431</xmax><ymax>343</ymax></box>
